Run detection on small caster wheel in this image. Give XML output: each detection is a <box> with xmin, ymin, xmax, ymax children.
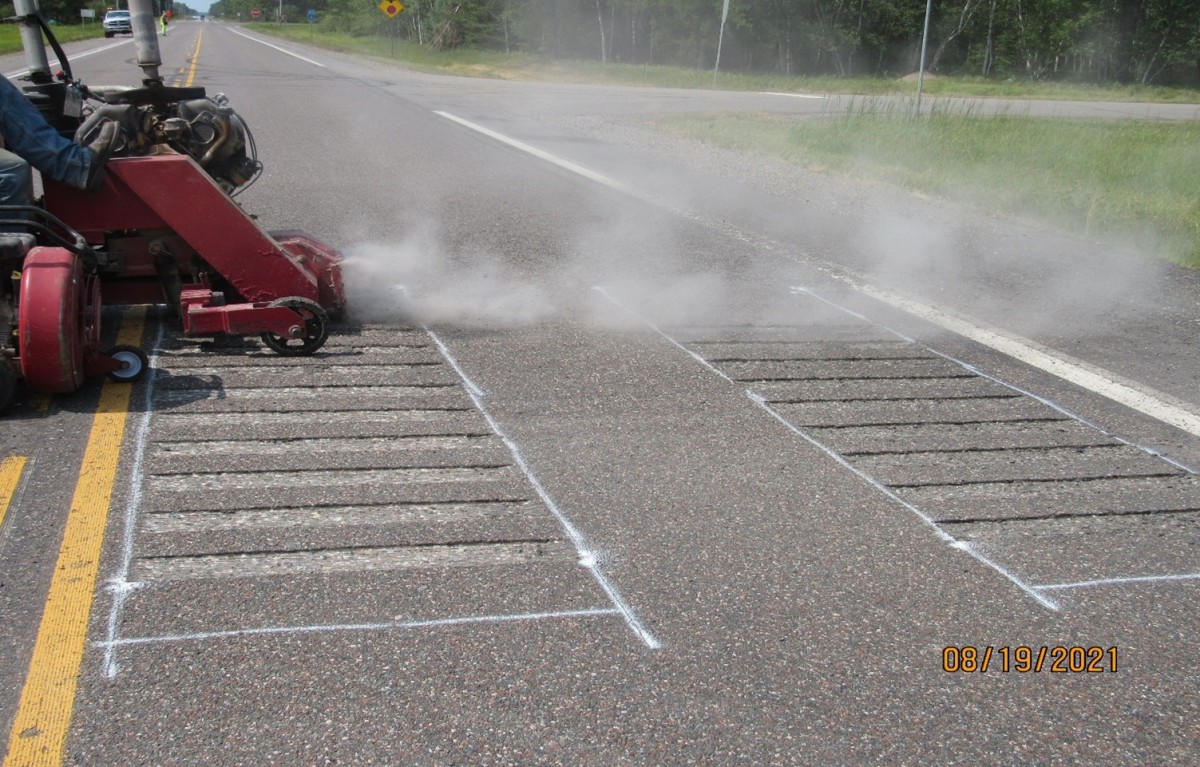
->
<box><xmin>106</xmin><ymin>345</ymin><xmax>150</xmax><ymax>382</ymax></box>
<box><xmin>260</xmin><ymin>296</ymin><xmax>329</xmax><ymax>357</ymax></box>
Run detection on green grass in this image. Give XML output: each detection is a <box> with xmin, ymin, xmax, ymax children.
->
<box><xmin>0</xmin><ymin>23</ymin><xmax>106</xmax><ymax>56</ymax></box>
<box><xmin>656</xmin><ymin>105</ymin><xmax>1200</xmax><ymax>267</ymax></box>
<box><xmin>251</xmin><ymin>23</ymin><xmax>1200</xmax><ymax>266</ymax></box>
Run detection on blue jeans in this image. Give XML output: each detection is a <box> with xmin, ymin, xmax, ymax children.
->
<box><xmin>0</xmin><ymin>74</ymin><xmax>91</xmax><ymax>208</ymax></box>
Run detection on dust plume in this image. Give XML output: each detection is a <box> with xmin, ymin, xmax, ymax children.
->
<box><xmin>340</xmin><ymin>226</ymin><xmax>558</xmax><ymax>327</ymax></box>
<box><xmin>339</xmin><ymin>199</ymin><xmax>740</xmax><ymax>331</ymax></box>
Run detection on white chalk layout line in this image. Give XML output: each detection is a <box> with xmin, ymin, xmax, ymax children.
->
<box><xmin>592</xmin><ymin>287</ymin><xmax>736</xmax><ymax>387</ymax></box>
<box><xmin>591</xmin><ymin>286</ymin><xmax>1060</xmax><ymax>612</ymax></box>
<box><xmin>427</xmin><ymin>327</ymin><xmax>662</xmax><ymax>650</ymax></box>
<box><xmin>102</xmin><ymin>322</ymin><xmax>165</xmax><ymax>679</ymax></box>
<box><xmin>98</xmin><ymin>608</ymin><xmax>621</xmax><ymax>648</ymax></box>
<box><xmin>1034</xmin><ymin>572</ymin><xmax>1200</xmax><ymax>591</ymax></box>
<box><xmin>226</xmin><ymin>26</ymin><xmax>326</xmax><ymax>68</ymax></box>
<box><xmin>432</xmin><ymin>111</ymin><xmax>1199</xmax><ymax>442</ymax></box>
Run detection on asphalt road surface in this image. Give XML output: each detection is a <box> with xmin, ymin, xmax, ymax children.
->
<box><xmin>2</xmin><ymin>22</ymin><xmax>1199</xmax><ymax>766</ymax></box>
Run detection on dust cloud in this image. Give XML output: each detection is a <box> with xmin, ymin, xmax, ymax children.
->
<box><xmin>843</xmin><ymin>198</ymin><xmax>1172</xmax><ymax>339</ymax></box>
<box><xmin>340</xmin><ymin>226</ymin><xmax>558</xmax><ymax>327</ymax></box>
<box><xmin>340</xmin><ymin>113</ymin><xmax>1177</xmax><ymax>342</ymax></box>
<box><xmin>338</xmin><ymin>203</ymin><xmax>738</xmax><ymax>330</ymax></box>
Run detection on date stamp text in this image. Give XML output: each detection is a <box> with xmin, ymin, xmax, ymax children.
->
<box><xmin>942</xmin><ymin>646</ymin><xmax>1118</xmax><ymax>673</ymax></box>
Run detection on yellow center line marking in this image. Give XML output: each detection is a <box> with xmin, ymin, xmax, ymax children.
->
<box><xmin>3</xmin><ymin>307</ymin><xmax>147</xmax><ymax>767</ymax></box>
<box><xmin>185</xmin><ymin>29</ymin><xmax>203</xmax><ymax>87</ymax></box>
<box><xmin>0</xmin><ymin>454</ymin><xmax>28</xmax><ymax>531</ymax></box>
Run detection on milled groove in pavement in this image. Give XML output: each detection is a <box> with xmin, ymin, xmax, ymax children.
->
<box><xmin>103</xmin><ymin>324</ymin><xmax>623</xmax><ymax>669</ymax></box>
<box><xmin>668</xmin><ymin>290</ymin><xmax>1200</xmax><ymax>607</ymax></box>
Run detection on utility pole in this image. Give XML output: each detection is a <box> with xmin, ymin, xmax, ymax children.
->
<box><xmin>916</xmin><ymin>0</ymin><xmax>933</xmax><ymax>114</ymax></box>
<box><xmin>712</xmin><ymin>0</ymin><xmax>730</xmax><ymax>87</ymax></box>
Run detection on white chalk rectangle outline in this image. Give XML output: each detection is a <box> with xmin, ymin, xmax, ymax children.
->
<box><xmin>100</xmin><ymin>323</ymin><xmax>659</xmax><ymax>679</ymax></box>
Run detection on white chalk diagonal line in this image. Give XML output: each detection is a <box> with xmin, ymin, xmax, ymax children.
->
<box><xmin>426</xmin><ymin>327</ymin><xmax>662</xmax><ymax>650</ymax></box>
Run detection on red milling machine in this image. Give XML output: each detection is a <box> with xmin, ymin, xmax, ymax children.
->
<box><xmin>0</xmin><ymin>0</ymin><xmax>346</xmax><ymax>410</ymax></box>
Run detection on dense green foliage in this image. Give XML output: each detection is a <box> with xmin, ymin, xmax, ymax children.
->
<box><xmin>212</xmin><ymin>0</ymin><xmax>1198</xmax><ymax>86</ymax></box>
<box><xmin>0</xmin><ymin>0</ymin><xmax>200</xmax><ymax>26</ymax></box>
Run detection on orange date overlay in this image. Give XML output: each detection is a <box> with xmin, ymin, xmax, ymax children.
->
<box><xmin>943</xmin><ymin>646</ymin><xmax>1118</xmax><ymax>673</ymax></box>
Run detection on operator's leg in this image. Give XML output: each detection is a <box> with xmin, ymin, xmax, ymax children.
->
<box><xmin>0</xmin><ymin>75</ymin><xmax>91</xmax><ymax>189</ymax></box>
<box><xmin>0</xmin><ymin>147</ymin><xmax>32</xmax><ymax>232</ymax></box>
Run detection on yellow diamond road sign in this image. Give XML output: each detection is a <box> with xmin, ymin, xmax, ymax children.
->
<box><xmin>379</xmin><ymin>0</ymin><xmax>403</xmax><ymax>17</ymax></box>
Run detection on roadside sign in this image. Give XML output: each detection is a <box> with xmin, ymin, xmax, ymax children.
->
<box><xmin>307</xmin><ymin>8</ymin><xmax>316</xmax><ymax>21</ymax></box>
<box><xmin>378</xmin><ymin>0</ymin><xmax>403</xmax><ymax>18</ymax></box>
<box><xmin>251</xmin><ymin>7</ymin><xmax>261</xmax><ymax>18</ymax></box>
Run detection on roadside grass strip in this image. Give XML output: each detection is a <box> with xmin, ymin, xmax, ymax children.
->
<box><xmin>656</xmin><ymin>110</ymin><xmax>1200</xmax><ymax>267</ymax></box>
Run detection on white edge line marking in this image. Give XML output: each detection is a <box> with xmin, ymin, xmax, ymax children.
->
<box><xmin>761</xmin><ymin>92</ymin><xmax>827</xmax><ymax>99</ymax></box>
<box><xmin>5</xmin><ymin>39</ymin><xmax>133</xmax><ymax>79</ymax></box>
<box><xmin>1035</xmin><ymin>572</ymin><xmax>1200</xmax><ymax>592</ymax></box>
<box><xmin>226</xmin><ymin>26</ymin><xmax>326</xmax><ymax>67</ymax></box>
<box><xmin>844</xmin><ymin>281</ymin><xmax>1200</xmax><ymax>439</ymax></box>
<box><xmin>426</xmin><ymin>326</ymin><xmax>662</xmax><ymax>649</ymax></box>
<box><xmin>592</xmin><ymin>285</ymin><xmax>1061</xmax><ymax>612</ymax></box>
<box><xmin>102</xmin><ymin>321</ymin><xmax>164</xmax><ymax>679</ymax></box>
<box><xmin>97</xmin><ymin>608</ymin><xmax>621</xmax><ymax>648</ymax></box>
<box><xmin>434</xmin><ymin>108</ymin><xmax>1199</xmax><ymax>441</ymax></box>
<box><xmin>435</xmin><ymin>111</ymin><xmax>638</xmax><ymax>196</ymax></box>
<box><xmin>791</xmin><ymin>286</ymin><xmax>1198</xmax><ymax>475</ymax></box>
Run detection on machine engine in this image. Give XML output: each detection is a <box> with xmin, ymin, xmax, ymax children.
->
<box><xmin>77</xmin><ymin>92</ymin><xmax>262</xmax><ymax>195</ymax></box>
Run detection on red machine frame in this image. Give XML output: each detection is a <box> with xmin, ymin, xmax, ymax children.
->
<box><xmin>0</xmin><ymin>0</ymin><xmax>347</xmax><ymax>410</ymax></box>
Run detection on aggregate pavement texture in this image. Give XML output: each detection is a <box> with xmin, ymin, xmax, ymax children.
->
<box><xmin>1</xmin><ymin>23</ymin><xmax>1198</xmax><ymax>766</ymax></box>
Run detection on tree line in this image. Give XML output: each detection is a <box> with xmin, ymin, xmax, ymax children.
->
<box><xmin>222</xmin><ymin>0</ymin><xmax>1200</xmax><ymax>86</ymax></box>
<box><xmin>5</xmin><ymin>0</ymin><xmax>200</xmax><ymax>26</ymax></box>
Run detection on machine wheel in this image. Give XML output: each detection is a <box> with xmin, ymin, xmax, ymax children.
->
<box><xmin>260</xmin><ymin>297</ymin><xmax>329</xmax><ymax>357</ymax></box>
<box><xmin>18</xmin><ymin>249</ymin><xmax>88</xmax><ymax>394</ymax></box>
<box><xmin>0</xmin><ymin>356</ymin><xmax>16</xmax><ymax>412</ymax></box>
<box><xmin>106</xmin><ymin>345</ymin><xmax>150</xmax><ymax>382</ymax></box>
